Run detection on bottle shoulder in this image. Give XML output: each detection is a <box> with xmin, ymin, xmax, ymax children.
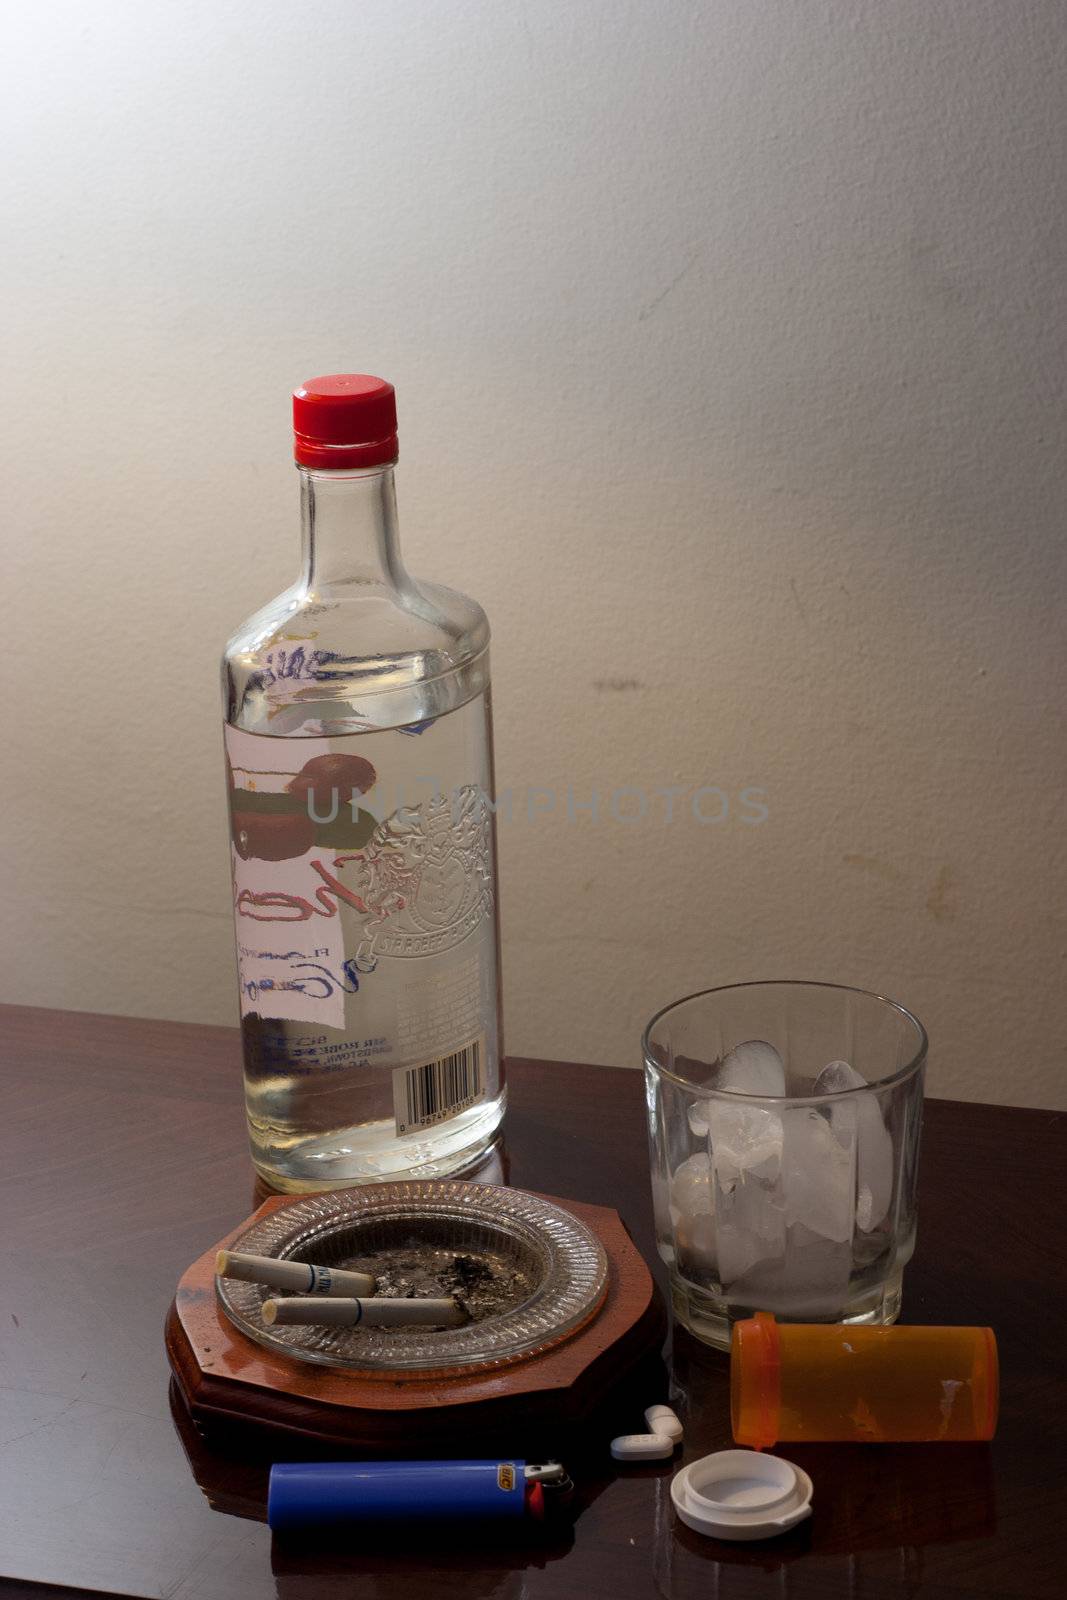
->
<box><xmin>223</xmin><ymin>574</ymin><xmax>488</xmax><ymax>661</ymax></box>
<box><xmin>223</xmin><ymin>577</ymin><xmax>490</xmax><ymax>736</ymax></box>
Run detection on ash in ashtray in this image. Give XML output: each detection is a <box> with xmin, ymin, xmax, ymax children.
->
<box><xmin>341</xmin><ymin>1242</ymin><xmax>536</xmax><ymax>1330</ymax></box>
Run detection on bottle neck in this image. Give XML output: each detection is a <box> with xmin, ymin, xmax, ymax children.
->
<box><xmin>299</xmin><ymin>463</ymin><xmax>408</xmax><ymax>592</ymax></box>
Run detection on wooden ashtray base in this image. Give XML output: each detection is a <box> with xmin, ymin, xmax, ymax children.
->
<box><xmin>166</xmin><ymin>1189</ymin><xmax>664</xmax><ymax>1455</ymax></box>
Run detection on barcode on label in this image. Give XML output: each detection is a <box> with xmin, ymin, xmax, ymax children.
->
<box><xmin>393</xmin><ymin>1037</ymin><xmax>485</xmax><ymax>1136</ymax></box>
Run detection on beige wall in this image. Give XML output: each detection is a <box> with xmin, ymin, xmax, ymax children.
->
<box><xmin>2</xmin><ymin>1</ymin><xmax>1065</xmax><ymax>1108</ymax></box>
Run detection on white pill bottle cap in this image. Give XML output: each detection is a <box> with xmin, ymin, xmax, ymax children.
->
<box><xmin>671</xmin><ymin>1449</ymin><xmax>813</xmax><ymax>1541</ymax></box>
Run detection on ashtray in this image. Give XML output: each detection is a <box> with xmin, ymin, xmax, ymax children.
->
<box><xmin>215</xmin><ymin>1180</ymin><xmax>610</xmax><ymax>1373</ymax></box>
<box><xmin>166</xmin><ymin>1182</ymin><xmax>664</xmax><ymax>1454</ymax></box>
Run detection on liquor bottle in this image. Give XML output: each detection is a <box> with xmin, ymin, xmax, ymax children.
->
<box><xmin>222</xmin><ymin>375</ymin><xmax>504</xmax><ymax>1190</ymax></box>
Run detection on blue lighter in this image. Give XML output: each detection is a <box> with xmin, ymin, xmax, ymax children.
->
<box><xmin>268</xmin><ymin>1460</ymin><xmax>569</xmax><ymax>1531</ymax></box>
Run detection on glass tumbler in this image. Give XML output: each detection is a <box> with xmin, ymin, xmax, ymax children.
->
<box><xmin>643</xmin><ymin>981</ymin><xmax>926</xmax><ymax>1349</ymax></box>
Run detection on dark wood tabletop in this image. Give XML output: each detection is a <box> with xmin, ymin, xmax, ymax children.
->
<box><xmin>0</xmin><ymin>1003</ymin><xmax>1064</xmax><ymax>1600</ymax></box>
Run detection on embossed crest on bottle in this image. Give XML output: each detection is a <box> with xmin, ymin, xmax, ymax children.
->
<box><xmin>354</xmin><ymin>785</ymin><xmax>494</xmax><ymax>958</ymax></box>
<box><xmin>222</xmin><ymin>376</ymin><xmax>504</xmax><ymax>1190</ymax></box>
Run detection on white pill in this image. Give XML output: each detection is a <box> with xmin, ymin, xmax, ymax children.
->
<box><xmin>611</xmin><ymin>1433</ymin><xmax>675</xmax><ymax>1461</ymax></box>
<box><xmin>644</xmin><ymin>1404</ymin><xmax>684</xmax><ymax>1442</ymax></box>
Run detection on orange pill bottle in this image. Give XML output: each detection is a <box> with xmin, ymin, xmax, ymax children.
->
<box><xmin>731</xmin><ymin>1313</ymin><xmax>998</xmax><ymax>1447</ymax></box>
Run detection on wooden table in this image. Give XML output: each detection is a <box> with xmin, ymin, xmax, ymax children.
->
<box><xmin>0</xmin><ymin>1004</ymin><xmax>1063</xmax><ymax>1600</ymax></box>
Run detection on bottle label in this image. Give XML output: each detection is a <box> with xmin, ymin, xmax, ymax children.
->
<box><xmin>224</xmin><ymin>708</ymin><xmax>497</xmax><ymax>1099</ymax></box>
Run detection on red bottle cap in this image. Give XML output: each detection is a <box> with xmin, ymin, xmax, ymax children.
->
<box><xmin>293</xmin><ymin>374</ymin><xmax>398</xmax><ymax>469</ymax></box>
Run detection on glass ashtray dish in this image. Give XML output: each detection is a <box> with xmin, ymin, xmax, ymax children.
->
<box><xmin>216</xmin><ymin>1180</ymin><xmax>610</xmax><ymax>1373</ymax></box>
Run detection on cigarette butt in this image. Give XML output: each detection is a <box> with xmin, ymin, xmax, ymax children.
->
<box><xmin>215</xmin><ymin>1250</ymin><xmax>375</xmax><ymax>1299</ymax></box>
<box><xmin>263</xmin><ymin>1296</ymin><xmax>467</xmax><ymax>1329</ymax></box>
